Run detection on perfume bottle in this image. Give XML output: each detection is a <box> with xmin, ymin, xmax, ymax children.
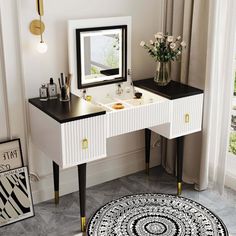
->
<box><xmin>39</xmin><ymin>84</ymin><xmax>48</xmax><ymax>101</ymax></box>
<box><xmin>48</xmin><ymin>78</ymin><xmax>57</xmax><ymax>99</ymax></box>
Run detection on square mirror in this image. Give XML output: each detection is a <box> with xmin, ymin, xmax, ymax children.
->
<box><xmin>76</xmin><ymin>25</ymin><xmax>127</xmax><ymax>89</ymax></box>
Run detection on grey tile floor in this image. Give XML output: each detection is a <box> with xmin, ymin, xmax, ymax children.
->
<box><xmin>1</xmin><ymin>166</ymin><xmax>236</xmax><ymax>236</ymax></box>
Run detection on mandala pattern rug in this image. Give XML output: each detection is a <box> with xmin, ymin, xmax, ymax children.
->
<box><xmin>87</xmin><ymin>193</ymin><xmax>228</xmax><ymax>236</ymax></box>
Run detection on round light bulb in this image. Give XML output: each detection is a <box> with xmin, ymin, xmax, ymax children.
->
<box><xmin>37</xmin><ymin>41</ymin><xmax>48</xmax><ymax>53</ymax></box>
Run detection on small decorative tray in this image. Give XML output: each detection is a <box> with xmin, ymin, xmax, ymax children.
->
<box><xmin>112</xmin><ymin>103</ymin><xmax>125</xmax><ymax>110</ymax></box>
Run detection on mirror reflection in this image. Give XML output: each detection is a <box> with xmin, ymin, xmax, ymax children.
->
<box><xmin>76</xmin><ymin>26</ymin><xmax>127</xmax><ymax>88</ymax></box>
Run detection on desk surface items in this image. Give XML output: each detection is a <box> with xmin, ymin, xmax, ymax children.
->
<box><xmin>28</xmin><ymin>16</ymin><xmax>204</xmax><ymax>233</ymax></box>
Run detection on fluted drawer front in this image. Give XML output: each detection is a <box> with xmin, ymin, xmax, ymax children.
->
<box><xmin>171</xmin><ymin>94</ymin><xmax>203</xmax><ymax>138</ymax></box>
<box><xmin>108</xmin><ymin>101</ymin><xmax>170</xmax><ymax>137</ymax></box>
<box><xmin>61</xmin><ymin>115</ymin><xmax>107</xmax><ymax>168</ymax></box>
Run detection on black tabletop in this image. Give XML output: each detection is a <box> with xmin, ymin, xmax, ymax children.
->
<box><xmin>29</xmin><ymin>94</ymin><xmax>106</xmax><ymax>123</ymax></box>
<box><xmin>134</xmin><ymin>78</ymin><xmax>203</xmax><ymax>100</ymax></box>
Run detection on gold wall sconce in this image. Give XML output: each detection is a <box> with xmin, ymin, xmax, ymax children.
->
<box><xmin>30</xmin><ymin>0</ymin><xmax>48</xmax><ymax>53</ymax></box>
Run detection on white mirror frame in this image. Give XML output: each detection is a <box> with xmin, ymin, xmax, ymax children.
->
<box><xmin>68</xmin><ymin>16</ymin><xmax>132</xmax><ymax>95</ymax></box>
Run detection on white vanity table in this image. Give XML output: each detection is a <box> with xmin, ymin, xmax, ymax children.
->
<box><xmin>28</xmin><ymin>16</ymin><xmax>204</xmax><ymax>232</ymax></box>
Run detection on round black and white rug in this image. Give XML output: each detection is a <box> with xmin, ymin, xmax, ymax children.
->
<box><xmin>87</xmin><ymin>193</ymin><xmax>228</xmax><ymax>236</ymax></box>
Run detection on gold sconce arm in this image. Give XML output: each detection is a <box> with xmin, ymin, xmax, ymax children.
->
<box><xmin>30</xmin><ymin>0</ymin><xmax>45</xmax><ymax>36</ymax></box>
<box><xmin>36</xmin><ymin>0</ymin><xmax>44</xmax><ymax>16</ymax></box>
<box><xmin>30</xmin><ymin>0</ymin><xmax>48</xmax><ymax>53</ymax></box>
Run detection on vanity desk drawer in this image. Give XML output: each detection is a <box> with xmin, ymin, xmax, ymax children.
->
<box><xmin>107</xmin><ymin>100</ymin><xmax>170</xmax><ymax>137</ymax></box>
<box><xmin>150</xmin><ymin>94</ymin><xmax>203</xmax><ymax>139</ymax></box>
<box><xmin>29</xmin><ymin>95</ymin><xmax>107</xmax><ymax>169</ymax></box>
<box><xmin>61</xmin><ymin>115</ymin><xmax>107</xmax><ymax>167</ymax></box>
<box><xmin>133</xmin><ymin>78</ymin><xmax>204</xmax><ymax>139</ymax></box>
<box><xmin>170</xmin><ymin>94</ymin><xmax>203</xmax><ymax>138</ymax></box>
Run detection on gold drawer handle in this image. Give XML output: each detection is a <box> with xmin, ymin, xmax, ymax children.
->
<box><xmin>82</xmin><ymin>139</ymin><xmax>88</xmax><ymax>149</ymax></box>
<box><xmin>85</xmin><ymin>95</ymin><xmax>92</xmax><ymax>102</ymax></box>
<box><xmin>185</xmin><ymin>113</ymin><xmax>190</xmax><ymax>123</ymax></box>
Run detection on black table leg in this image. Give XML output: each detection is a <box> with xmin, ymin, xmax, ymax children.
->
<box><xmin>78</xmin><ymin>163</ymin><xmax>87</xmax><ymax>232</ymax></box>
<box><xmin>52</xmin><ymin>161</ymin><xmax>59</xmax><ymax>204</ymax></box>
<box><xmin>176</xmin><ymin>137</ymin><xmax>184</xmax><ymax>195</ymax></box>
<box><xmin>145</xmin><ymin>129</ymin><xmax>151</xmax><ymax>175</ymax></box>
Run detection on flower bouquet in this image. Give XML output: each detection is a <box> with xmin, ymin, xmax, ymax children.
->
<box><xmin>140</xmin><ymin>32</ymin><xmax>186</xmax><ymax>86</ymax></box>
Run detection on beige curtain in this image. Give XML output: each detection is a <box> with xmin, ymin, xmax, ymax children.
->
<box><xmin>161</xmin><ymin>0</ymin><xmax>209</xmax><ymax>190</ymax></box>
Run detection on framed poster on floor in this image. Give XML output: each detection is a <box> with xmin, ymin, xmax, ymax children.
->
<box><xmin>0</xmin><ymin>139</ymin><xmax>23</xmax><ymax>173</ymax></box>
<box><xmin>0</xmin><ymin>167</ymin><xmax>34</xmax><ymax>227</ymax></box>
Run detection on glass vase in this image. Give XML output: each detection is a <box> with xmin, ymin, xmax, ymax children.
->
<box><xmin>154</xmin><ymin>61</ymin><xmax>171</xmax><ymax>86</ymax></box>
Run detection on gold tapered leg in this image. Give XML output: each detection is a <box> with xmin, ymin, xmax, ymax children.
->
<box><xmin>54</xmin><ymin>191</ymin><xmax>59</xmax><ymax>205</ymax></box>
<box><xmin>177</xmin><ymin>182</ymin><xmax>182</xmax><ymax>196</ymax></box>
<box><xmin>81</xmin><ymin>216</ymin><xmax>86</xmax><ymax>232</ymax></box>
<box><xmin>146</xmin><ymin>163</ymin><xmax>149</xmax><ymax>175</ymax></box>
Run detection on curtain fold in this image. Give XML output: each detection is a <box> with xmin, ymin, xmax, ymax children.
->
<box><xmin>161</xmin><ymin>0</ymin><xmax>209</xmax><ymax>190</ymax></box>
<box><xmin>203</xmin><ymin>0</ymin><xmax>236</xmax><ymax>193</ymax></box>
<box><xmin>161</xmin><ymin>0</ymin><xmax>236</xmax><ymax>192</ymax></box>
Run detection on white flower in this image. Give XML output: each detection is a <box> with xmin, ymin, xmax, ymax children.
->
<box><xmin>156</xmin><ymin>41</ymin><xmax>160</xmax><ymax>47</ymax></box>
<box><xmin>155</xmin><ymin>32</ymin><xmax>164</xmax><ymax>39</ymax></box>
<box><xmin>177</xmin><ymin>51</ymin><xmax>181</xmax><ymax>55</ymax></box>
<box><xmin>140</xmin><ymin>41</ymin><xmax>146</xmax><ymax>47</ymax></box>
<box><xmin>167</xmin><ymin>36</ymin><xmax>174</xmax><ymax>42</ymax></box>
<box><xmin>150</xmin><ymin>40</ymin><xmax>154</xmax><ymax>45</ymax></box>
<box><xmin>170</xmin><ymin>43</ymin><xmax>176</xmax><ymax>49</ymax></box>
<box><xmin>177</xmin><ymin>36</ymin><xmax>182</xmax><ymax>40</ymax></box>
<box><xmin>181</xmin><ymin>41</ymin><xmax>187</xmax><ymax>48</ymax></box>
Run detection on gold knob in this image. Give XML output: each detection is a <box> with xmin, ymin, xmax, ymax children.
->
<box><xmin>86</xmin><ymin>95</ymin><xmax>92</xmax><ymax>102</ymax></box>
<box><xmin>82</xmin><ymin>139</ymin><xmax>88</xmax><ymax>149</ymax></box>
<box><xmin>185</xmin><ymin>113</ymin><xmax>190</xmax><ymax>123</ymax></box>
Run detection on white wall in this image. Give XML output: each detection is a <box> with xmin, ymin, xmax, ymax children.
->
<box><xmin>0</xmin><ymin>0</ymin><xmax>27</xmax><ymax>164</ymax></box>
<box><xmin>20</xmin><ymin>0</ymin><xmax>163</xmax><ymax>98</ymax></box>
<box><xmin>0</xmin><ymin>27</ymin><xmax>8</xmax><ymax>140</ymax></box>
<box><xmin>16</xmin><ymin>0</ymin><xmax>163</xmax><ymax>203</ymax></box>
